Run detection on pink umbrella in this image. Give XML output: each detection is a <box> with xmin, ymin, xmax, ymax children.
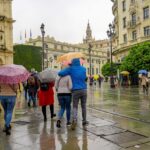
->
<box><xmin>0</xmin><ymin>64</ymin><xmax>30</xmax><ymax>84</ymax></box>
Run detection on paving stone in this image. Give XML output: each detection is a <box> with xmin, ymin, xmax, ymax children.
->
<box><xmin>104</xmin><ymin>131</ymin><xmax>147</xmax><ymax>147</ymax></box>
<box><xmin>86</xmin><ymin>125</ymin><xmax>125</xmax><ymax>136</ymax></box>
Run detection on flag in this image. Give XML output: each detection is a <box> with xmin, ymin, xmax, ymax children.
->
<box><xmin>25</xmin><ymin>30</ymin><xmax>26</xmax><ymax>39</ymax></box>
<box><xmin>30</xmin><ymin>29</ymin><xmax>32</xmax><ymax>38</ymax></box>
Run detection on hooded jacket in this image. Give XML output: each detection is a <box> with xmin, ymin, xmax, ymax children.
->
<box><xmin>58</xmin><ymin>58</ymin><xmax>87</xmax><ymax>91</ymax></box>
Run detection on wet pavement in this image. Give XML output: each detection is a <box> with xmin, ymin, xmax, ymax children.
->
<box><xmin>1</xmin><ymin>82</ymin><xmax>150</xmax><ymax>149</ymax></box>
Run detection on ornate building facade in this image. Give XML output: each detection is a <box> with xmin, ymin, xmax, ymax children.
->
<box><xmin>111</xmin><ymin>0</ymin><xmax>150</xmax><ymax>62</ymax></box>
<box><xmin>26</xmin><ymin>22</ymin><xmax>110</xmax><ymax>75</ymax></box>
<box><xmin>0</xmin><ymin>0</ymin><xmax>14</xmax><ymax>65</ymax></box>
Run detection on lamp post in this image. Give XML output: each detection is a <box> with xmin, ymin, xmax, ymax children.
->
<box><xmin>49</xmin><ymin>57</ymin><xmax>53</xmax><ymax>68</ymax></box>
<box><xmin>88</xmin><ymin>43</ymin><xmax>92</xmax><ymax>77</ymax></box>
<box><xmin>40</xmin><ymin>23</ymin><xmax>45</xmax><ymax>71</ymax></box>
<box><xmin>97</xmin><ymin>59</ymin><xmax>101</xmax><ymax>74</ymax></box>
<box><xmin>107</xmin><ymin>23</ymin><xmax>115</xmax><ymax>88</ymax></box>
<box><xmin>45</xmin><ymin>44</ymin><xmax>49</xmax><ymax>68</ymax></box>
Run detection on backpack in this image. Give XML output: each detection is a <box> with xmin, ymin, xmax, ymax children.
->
<box><xmin>27</xmin><ymin>76</ymin><xmax>35</xmax><ymax>86</ymax></box>
<box><xmin>40</xmin><ymin>83</ymin><xmax>49</xmax><ymax>91</ymax></box>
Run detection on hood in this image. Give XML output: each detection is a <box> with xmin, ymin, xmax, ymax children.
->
<box><xmin>71</xmin><ymin>58</ymin><xmax>81</xmax><ymax>66</ymax></box>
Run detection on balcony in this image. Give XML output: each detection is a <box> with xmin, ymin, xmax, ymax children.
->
<box><xmin>127</xmin><ymin>18</ymin><xmax>141</xmax><ymax>29</ymax></box>
<box><xmin>129</xmin><ymin>1</ymin><xmax>138</xmax><ymax>12</ymax></box>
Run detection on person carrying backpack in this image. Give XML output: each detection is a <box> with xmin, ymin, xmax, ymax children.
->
<box><xmin>26</xmin><ymin>75</ymin><xmax>38</xmax><ymax>107</ymax></box>
<box><xmin>38</xmin><ymin>82</ymin><xmax>56</xmax><ymax>122</ymax></box>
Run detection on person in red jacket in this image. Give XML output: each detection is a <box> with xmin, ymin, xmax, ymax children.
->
<box><xmin>38</xmin><ymin>82</ymin><xmax>56</xmax><ymax>121</ymax></box>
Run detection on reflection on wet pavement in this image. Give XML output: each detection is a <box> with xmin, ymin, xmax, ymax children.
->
<box><xmin>0</xmin><ymin>82</ymin><xmax>150</xmax><ymax>149</ymax></box>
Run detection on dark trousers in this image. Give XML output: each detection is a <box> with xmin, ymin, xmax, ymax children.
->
<box><xmin>72</xmin><ymin>89</ymin><xmax>87</xmax><ymax>122</ymax></box>
<box><xmin>42</xmin><ymin>104</ymin><xmax>54</xmax><ymax>119</ymax></box>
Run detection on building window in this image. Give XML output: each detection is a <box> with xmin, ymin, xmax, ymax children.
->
<box><xmin>61</xmin><ymin>45</ymin><xmax>63</xmax><ymax>50</ymax></box>
<box><xmin>143</xmin><ymin>7</ymin><xmax>149</xmax><ymax>19</ymax></box>
<box><xmin>131</xmin><ymin>0</ymin><xmax>135</xmax><ymax>4</ymax></box>
<box><xmin>123</xmin><ymin>17</ymin><xmax>126</xmax><ymax>28</ymax></box>
<box><xmin>96</xmin><ymin>68</ymin><xmax>98</xmax><ymax>74</ymax></box>
<box><xmin>132</xmin><ymin>30</ymin><xmax>137</xmax><ymax>40</ymax></box>
<box><xmin>131</xmin><ymin>13</ymin><xmax>136</xmax><ymax>25</ymax></box>
<box><xmin>122</xmin><ymin>0</ymin><xmax>126</xmax><ymax>11</ymax></box>
<box><xmin>54</xmin><ymin>44</ymin><xmax>57</xmax><ymax>50</ymax></box>
<box><xmin>123</xmin><ymin>34</ymin><xmax>127</xmax><ymax>43</ymax></box>
<box><xmin>92</xmin><ymin>68</ymin><xmax>94</xmax><ymax>75</ymax></box>
<box><xmin>144</xmin><ymin>26</ymin><xmax>150</xmax><ymax>36</ymax></box>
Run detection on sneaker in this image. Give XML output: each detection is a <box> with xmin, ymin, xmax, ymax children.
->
<box><xmin>66</xmin><ymin>122</ymin><xmax>71</xmax><ymax>126</ymax></box>
<box><xmin>33</xmin><ymin>102</ymin><xmax>36</xmax><ymax>107</ymax></box>
<box><xmin>3</xmin><ymin>125</ymin><xmax>11</xmax><ymax>132</ymax></box>
<box><xmin>5</xmin><ymin>127</ymin><xmax>11</xmax><ymax>136</ymax></box>
<box><xmin>28</xmin><ymin>102</ymin><xmax>31</xmax><ymax>107</ymax></box>
<box><xmin>71</xmin><ymin>120</ymin><xmax>77</xmax><ymax>130</ymax></box>
<box><xmin>51</xmin><ymin>114</ymin><xmax>56</xmax><ymax>119</ymax></box>
<box><xmin>56</xmin><ymin>120</ymin><xmax>61</xmax><ymax>128</ymax></box>
<box><xmin>82</xmin><ymin>121</ymin><xmax>89</xmax><ymax>126</ymax></box>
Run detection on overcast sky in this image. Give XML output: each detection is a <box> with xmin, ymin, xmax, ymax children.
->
<box><xmin>13</xmin><ymin>0</ymin><xmax>113</xmax><ymax>44</ymax></box>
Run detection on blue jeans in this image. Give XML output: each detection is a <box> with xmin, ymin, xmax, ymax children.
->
<box><xmin>58</xmin><ymin>95</ymin><xmax>71</xmax><ymax>122</ymax></box>
<box><xmin>0</xmin><ymin>96</ymin><xmax>16</xmax><ymax>128</ymax></box>
<box><xmin>28</xmin><ymin>91</ymin><xmax>36</xmax><ymax>103</ymax></box>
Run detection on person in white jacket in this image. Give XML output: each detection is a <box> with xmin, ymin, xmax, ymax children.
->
<box><xmin>55</xmin><ymin>75</ymin><xmax>72</xmax><ymax>128</ymax></box>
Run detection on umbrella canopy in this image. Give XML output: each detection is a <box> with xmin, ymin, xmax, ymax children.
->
<box><xmin>0</xmin><ymin>64</ymin><xmax>30</xmax><ymax>84</ymax></box>
<box><xmin>138</xmin><ymin>70</ymin><xmax>148</xmax><ymax>74</ymax></box>
<box><xmin>57</xmin><ymin>52</ymin><xmax>85</xmax><ymax>63</ymax></box>
<box><xmin>93</xmin><ymin>75</ymin><xmax>99</xmax><ymax>80</ymax></box>
<box><xmin>120</xmin><ymin>71</ymin><xmax>130</xmax><ymax>75</ymax></box>
<box><xmin>38</xmin><ymin>68</ymin><xmax>58</xmax><ymax>83</ymax></box>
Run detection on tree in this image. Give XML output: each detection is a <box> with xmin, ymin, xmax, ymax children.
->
<box><xmin>102</xmin><ymin>63</ymin><xmax>118</xmax><ymax>77</ymax></box>
<box><xmin>14</xmin><ymin>45</ymin><xmax>42</xmax><ymax>71</ymax></box>
<box><xmin>120</xmin><ymin>42</ymin><xmax>150</xmax><ymax>74</ymax></box>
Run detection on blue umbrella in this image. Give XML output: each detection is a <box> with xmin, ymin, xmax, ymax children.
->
<box><xmin>138</xmin><ymin>70</ymin><xmax>148</xmax><ymax>74</ymax></box>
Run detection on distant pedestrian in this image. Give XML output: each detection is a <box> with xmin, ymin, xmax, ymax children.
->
<box><xmin>89</xmin><ymin>76</ymin><xmax>93</xmax><ymax>86</ymax></box>
<box><xmin>0</xmin><ymin>84</ymin><xmax>19</xmax><ymax>135</ymax></box>
<box><xmin>98</xmin><ymin>75</ymin><xmax>102</xmax><ymax>88</ymax></box>
<box><xmin>38</xmin><ymin>82</ymin><xmax>56</xmax><ymax>122</ymax></box>
<box><xmin>58</xmin><ymin>58</ymin><xmax>88</xmax><ymax>130</ymax></box>
<box><xmin>26</xmin><ymin>74</ymin><xmax>39</xmax><ymax>107</ymax></box>
<box><xmin>55</xmin><ymin>75</ymin><xmax>72</xmax><ymax>128</ymax></box>
<box><xmin>140</xmin><ymin>74</ymin><xmax>149</xmax><ymax>94</ymax></box>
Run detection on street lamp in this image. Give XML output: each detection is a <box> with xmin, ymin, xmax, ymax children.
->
<box><xmin>97</xmin><ymin>59</ymin><xmax>101</xmax><ymax>74</ymax></box>
<box><xmin>107</xmin><ymin>23</ymin><xmax>115</xmax><ymax>88</ymax></box>
<box><xmin>88</xmin><ymin>43</ymin><xmax>92</xmax><ymax>77</ymax></box>
<box><xmin>40</xmin><ymin>23</ymin><xmax>45</xmax><ymax>70</ymax></box>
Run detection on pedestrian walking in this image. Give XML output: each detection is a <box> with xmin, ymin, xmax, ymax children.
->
<box><xmin>0</xmin><ymin>84</ymin><xmax>19</xmax><ymax>135</ymax></box>
<box><xmin>98</xmin><ymin>75</ymin><xmax>102</xmax><ymax>88</ymax></box>
<box><xmin>58</xmin><ymin>58</ymin><xmax>88</xmax><ymax>130</ymax></box>
<box><xmin>140</xmin><ymin>74</ymin><xmax>149</xmax><ymax>94</ymax></box>
<box><xmin>89</xmin><ymin>76</ymin><xmax>93</xmax><ymax>86</ymax></box>
<box><xmin>55</xmin><ymin>75</ymin><xmax>72</xmax><ymax>128</ymax></box>
<box><xmin>38</xmin><ymin>82</ymin><xmax>56</xmax><ymax>122</ymax></box>
<box><xmin>26</xmin><ymin>74</ymin><xmax>39</xmax><ymax>107</ymax></box>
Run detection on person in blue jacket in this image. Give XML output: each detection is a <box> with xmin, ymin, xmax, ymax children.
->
<box><xmin>58</xmin><ymin>58</ymin><xmax>88</xmax><ymax>130</ymax></box>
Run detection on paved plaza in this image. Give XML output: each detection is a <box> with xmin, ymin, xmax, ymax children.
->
<box><xmin>1</xmin><ymin>82</ymin><xmax>150</xmax><ymax>150</ymax></box>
